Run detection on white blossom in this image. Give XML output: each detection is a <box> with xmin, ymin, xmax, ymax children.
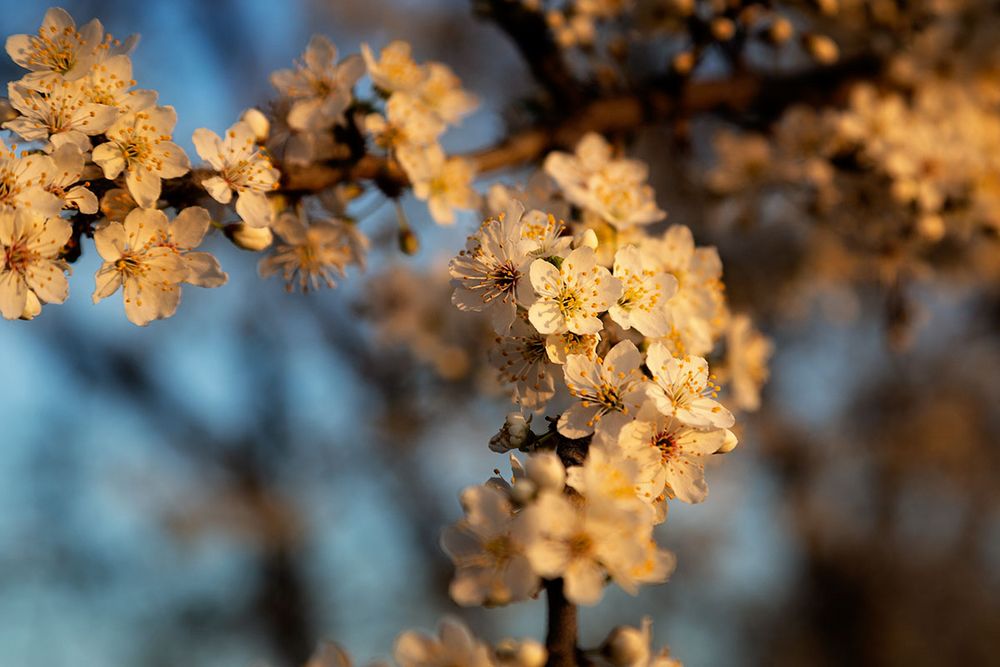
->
<box><xmin>0</xmin><ymin>209</ymin><xmax>70</xmax><ymax>319</ymax></box>
<box><xmin>559</xmin><ymin>340</ymin><xmax>648</xmax><ymax>439</ymax></box>
<box><xmin>526</xmin><ymin>246</ymin><xmax>621</xmax><ymax>335</ymax></box>
<box><xmin>92</xmin><ymin>106</ymin><xmax>190</xmax><ymax>208</ymax></box>
<box><xmin>193</xmin><ymin>120</ymin><xmax>280</xmax><ymax>228</ymax></box>
<box><xmin>270</xmin><ymin>35</ymin><xmax>364</xmax><ymax>132</ymax></box>
<box><xmin>644</xmin><ymin>342</ymin><xmax>734</xmax><ymax>429</ymax></box>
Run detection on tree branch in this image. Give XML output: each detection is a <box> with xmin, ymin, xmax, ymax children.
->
<box><xmin>544</xmin><ymin>578</ymin><xmax>579</xmax><ymax>667</ymax></box>
<box><xmin>275</xmin><ymin>53</ymin><xmax>880</xmax><ymax>196</ymax></box>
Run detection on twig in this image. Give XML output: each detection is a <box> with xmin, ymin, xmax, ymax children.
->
<box><xmin>544</xmin><ymin>578</ymin><xmax>580</xmax><ymax>667</ymax></box>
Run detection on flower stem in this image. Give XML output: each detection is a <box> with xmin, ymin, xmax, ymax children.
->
<box><xmin>544</xmin><ymin>578</ymin><xmax>579</xmax><ymax>667</ymax></box>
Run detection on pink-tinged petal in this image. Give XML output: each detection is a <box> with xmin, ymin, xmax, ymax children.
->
<box><xmin>183</xmin><ymin>252</ymin><xmax>227</xmax><ymax>288</ymax></box>
<box><xmin>126</xmin><ymin>167</ymin><xmax>162</xmax><ymax>209</ymax></box>
<box><xmin>93</xmin><ymin>222</ymin><xmax>127</xmax><ymax>260</ymax></box>
<box><xmin>170</xmin><ymin>206</ymin><xmax>211</xmax><ymax>249</ymax></box>
<box><xmin>92</xmin><ymin>142</ymin><xmax>126</xmax><ymax>179</ymax></box>
<box><xmin>191</xmin><ymin>128</ymin><xmax>225</xmax><ymax>169</ymax></box>
<box><xmin>235</xmin><ymin>191</ymin><xmax>272</xmax><ymax>228</ymax></box>
<box><xmin>0</xmin><ymin>271</ymin><xmax>28</xmax><ymax>319</ymax></box>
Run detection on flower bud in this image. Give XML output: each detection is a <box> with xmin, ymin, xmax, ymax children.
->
<box><xmin>241</xmin><ymin>107</ymin><xmax>270</xmax><ymax>142</ymax></box>
<box><xmin>225</xmin><ymin>223</ymin><xmax>274</xmax><ymax>251</ymax></box>
<box><xmin>577</xmin><ymin>228</ymin><xmax>599</xmax><ymax>250</ymax></box>
<box><xmin>495</xmin><ymin>638</ymin><xmax>547</xmax><ymax>667</ymax></box>
<box><xmin>716</xmin><ymin>428</ymin><xmax>739</xmax><ymax>454</ymax></box>
<box><xmin>525</xmin><ymin>451</ymin><xmax>565</xmax><ymax>492</ymax></box>
<box><xmin>489</xmin><ymin>413</ymin><xmax>532</xmax><ymax>453</ymax></box>
<box><xmin>19</xmin><ymin>291</ymin><xmax>41</xmax><ymax>320</ymax></box>
<box><xmin>603</xmin><ymin>625</ymin><xmax>650</xmax><ymax>667</ymax></box>
<box><xmin>399</xmin><ymin>227</ymin><xmax>420</xmax><ymax>255</ymax></box>
<box><xmin>510</xmin><ymin>478</ymin><xmax>537</xmax><ymax>506</ymax></box>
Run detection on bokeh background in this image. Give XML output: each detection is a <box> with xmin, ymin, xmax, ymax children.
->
<box><xmin>0</xmin><ymin>1</ymin><xmax>998</xmax><ymax>666</ymax></box>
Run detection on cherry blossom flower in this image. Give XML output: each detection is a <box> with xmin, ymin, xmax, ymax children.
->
<box><xmin>193</xmin><ymin>120</ymin><xmax>280</xmax><ymax>228</ymax></box>
<box><xmin>0</xmin><ymin>209</ymin><xmax>70</xmax><ymax>320</ymax></box>
<box><xmin>0</xmin><ymin>144</ymin><xmax>63</xmax><ymax>217</ymax></box>
<box><xmin>416</xmin><ymin>62</ymin><xmax>477</xmax><ymax>125</ymax></box>
<box><xmin>520</xmin><ymin>490</ymin><xmax>651</xmax><ymax>605</ymax></box>
<box><xmin>361</xmin><ymin>41</ymin><xmax>427</xmax><ymax>94</ymax></box>
<box><xmin>92</xmin><ymin>208</ymin><xmax>189</xmax><ymax>326</ymax></box>
<box><xmin>5</xmin><ymin>7</ymin><xmax>103</xmax><ymax>84</ymax></box>
<box><xmin>490</xmin><ymin>317</ymin><xmax>556</xmax><ymax>410</ymax></box>
<box><xmin>609</xmin><ymin>245</ymin><xmax>677</xmax><ymax>337</ymax></box>
<box><xmin>449</xmin><ymin>200</ymin><xmax>533</xmax><ymax>334</ymax></box>
<box><xmin>440</xmin><ymin>484</ymin><xmax>538</xmax><ymax>606</ymax></box>
<box><xmin>725</xmin><ymin>314</ymin><xmax>772</xmax><ymax>412</ymax></box>
<box><xmin>394</xmin><ymin>617</ymin><xmax>494</xmax><ymax>667</ymax></box>
<box><xmin>559</xmin><ymin>340</ymin><xmax>648</xmax><ymax>439</ymax></box>
<box><xmin>92</xmin><ymin>106</ymin><xmax>190</xmax><ymax>208</ymax></box>
<box><xmin>527</xmin><ymin>246</ymin><xmax>621</xmax><ymax>335</ymax></box>
<box><xmin>618</xmin><ymin>405</ymin><xmax>728</xmax><ymax>504</ymax></box>
<box><xmin>565</xmin><ymin>443</ymin><xmax>658</xmax><ymax>511</ymax></box>
<box><xmin>158</xmin><ymin>206</ymin><xmax>228</xmax><ymax>288</ymax></box>
<box><xmin>82</xmin><ymin>53</ymin><xmax>156</xmax><ymax>113</ymax></box>
<box><xmin>259</xmin><ymin>209</ymin><xmax>367</xmax><ymax>292</ymax></box>
<box><xmin>365</xmin><ymin>92</ymin><xmax>445</xmax><ymax>151</ymax></box>
<box><xmin>399</xmin><ymin>143</ymin><xmax>479</xmax><ymax>225</ymax></box>
<box><xmin>41</xmin><ymin>143</ymin><xmax>97</xmax><ymax>214</ymax></box>
<box><xmin>270</xmin><ymin>35</ymin><xmax>364</xmax><ymax>132</ymax></box>
<box><xmin>544</xmin><ymin>330</ymin><xmax>599</xmax><ymax>365</ymax></box>
<box><xmin>4</xmin><ymin>79</ymin><xmax>117</xmax><ymax>151</ymax></box>
<box><xmin>644</xmin><ymin>341</ymin><xmax>734</xmax><ymax>429</ymax></box>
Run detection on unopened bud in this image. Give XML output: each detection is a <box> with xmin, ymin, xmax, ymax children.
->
<box><xmin>241</xmin><ymin>107</ymin><xmax>270</xmax><ymax>142</ymax></box>
<box><xmin>716</xmin><ymin>429</ymin><xmax>739</xmax><ymax>454</ymax></box>
<box><xmin>804</xmin><ymin>34</ymin><xmax>839</xmax><ymax>65</ymax></box>
<box><xmin>495</xmin><ymin>639</ymin><xmax>547</xmax><ymax>667</ymax></box>
<box><xmin>525</xmin><ymin>452</ymin><xmax>565</xmax><ymax>492</ymax></box>
<box><xmin>577</xmin><ymin>228</ymin><xmax>599</xmax><ymax>250</ymax></box>
<box><xmin>399</xmin><ymin>227</ymin><xmax>420</xmax><ymax>255</ymax></box>
<box><xmin>19</xmin><ymin>291</ymin><xmax>41</xmax><ymax>321</ymax></box>
<box><xmin>510</xmin><ymin>478</ymin><xmax>537</xmax><ymax>505</ymax></box>
<box><xmin>603</xmin><ymin>625</ymin><xmax>650</xmax><ymax>667</ymax></box>
<box><xmin>225</xmin><ymin>223</ymin><xmax>273</xmax><ymax>251</ymax></box>
<box><xmin>489</xmin><ymin>413</ymin><xmax>532</xmax><ymax>453</ymax></box>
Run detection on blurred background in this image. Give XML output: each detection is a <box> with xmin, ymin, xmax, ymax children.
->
<box><xmin>0</xmin><ymin>1</ymin><xmax>998</xmax><ymax>666</ymax></box>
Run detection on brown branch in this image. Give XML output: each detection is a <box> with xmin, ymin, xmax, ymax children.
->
<box><xmin>544</xmin><ymin>578</ymin><xmax>580</xmax><ymax>667</ymax></box>
<box><xmin>274</xmin><ymin>53</ymin><xmax>880</xmax><ymax>196</ymax></box>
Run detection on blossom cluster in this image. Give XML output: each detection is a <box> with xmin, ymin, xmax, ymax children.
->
<box><xmin>281</xmin><ymin>614</ymin><xmax>681</xmax><ymax>667</ymax></box>
<box><xmin>0</xmin><ymin>7</ymin><xmax>226</xmax><ymax>324</ymax></box>
<box><xmin>441</xmin><ymin>132</ymin><xmax>769</xmax><ymax>616</ymax></box>
<box><xmin>0</xmin><ymin>7</ymin><xmax>484</xmax><ymax>322</ymax></box>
